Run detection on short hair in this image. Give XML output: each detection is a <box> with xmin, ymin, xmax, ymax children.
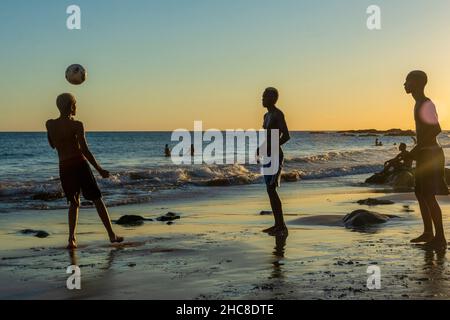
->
<box><xmin>399</xmin><ymin>143</ymin><xmax>407</xmax><ymax>150</ymax></box>
<box><xmin>56</xmin><ymin>93</ymin><xmax>76</xmax><ymax>114</ymax></box>
<box><xmin>264</xmin><ymin>87</ymin><xmax>279</xmax><ymax>101</ymax></box>
<box><xmin>407</xmin><ymin>70</ymin><xmax>428</xmax><ymax>87</ymax></box>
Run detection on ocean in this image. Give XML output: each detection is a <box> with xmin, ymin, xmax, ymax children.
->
<box><xmin>1</xmin><ymin>131</ymin><xmax>450</xmax><ymax>213</ymax></box>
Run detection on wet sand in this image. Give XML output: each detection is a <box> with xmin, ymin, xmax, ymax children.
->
<box><xmin>1</xmin><ymin>178</ymin><xmax>450</xmax><ymax>300</ymax></box>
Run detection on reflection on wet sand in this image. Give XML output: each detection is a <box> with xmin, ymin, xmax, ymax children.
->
<box><xmin>67</xmin><ymin>243</ymin><xmax>133</xmax><ymax>272</ymax></box>
<box><xmin>419</xmin><ymin>247</ymin><xmax>447</xmax><ymax>298</ymax></box>
<box><xmin>270</xmin><ymin>234</ymin><xmax>288</xmax><ymax>280</ymax></box>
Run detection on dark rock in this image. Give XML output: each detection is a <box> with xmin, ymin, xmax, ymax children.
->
<box><xmin>260</xmin><ymin>211</ymin><xmax>273</xmax><ymax>215</ymax></box>
<box><xmin>343</xmin><ymin>210</ymin><xmax>399</xmax><ymax>228</ymax></box>
<box><xmin>35</xmin><ymin>231</ymin><xmax>50</xmax><ymax>238</ymax></box>
<box><xmin>20</xmin><ymin>229</ymin><xmax>50</xmax><ymax>238</ymax></box>
<box><xmin>32</xmin><ymin>191</ymin><xmax>64</xmax><ymax>201</ymax></box>
<box><xmin>367</xmin><ymin>167</ymin><xmax>450</xmax><ymax>190</ymax></box>
<box><xmin>157</xmin><ymin>212</ymin><xmax>181</xmax><ymax>222</ymax></box>
<box><xmin>116</xmin><ymin>215</ymin><xmax>152</xmax><ymax>226</ymax></box>
<box><xmin>365</xmin><ymin>169</ymin><xmax>415</xmax><ymax>190</ymax></box>
<box><xmin>166</xmin><ymin>221</ymin><xmax>174</xmax><ymax>225</ymax></box>
<box><xmin>357</xmin><ymin>198</ymin><xmax>395</xmax><ymax>206</ymax></box>
<box><xmin>391</xmin><ymin>171</ymin><xmax>415</xmax><ymax>190</ymax></box>
<box><xmin>365</xmin><ymin>173</ymin><xmax>388</xmax><ymax>184</ymax></box>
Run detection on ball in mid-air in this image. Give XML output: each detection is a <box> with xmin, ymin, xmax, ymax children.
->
<box><xmin>65</xmin><ymin>64</ymin><xmax>87</xmax><ymax>85</ymax></box>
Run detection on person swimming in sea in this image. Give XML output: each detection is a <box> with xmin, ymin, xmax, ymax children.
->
<box><xmin>164</xmin><ymin>144</ymin><xmax>171</xmax><ymax>157</ymax></box>
<box><xmin>375</xmin><ymin>138</ymin><xmax>383</xmax><ymax>146</ymax></box>
<box><xmin>404</xmin><ymin>71</ymin><xmax>448</xmax><ymax>249</ymax></box>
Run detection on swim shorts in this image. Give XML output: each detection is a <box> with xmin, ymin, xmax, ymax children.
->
<box><xmin>59</xmin><ymin>158</ymin><xmax>102</xmax><ymax>205</ymax></box>
<box><xmin>415</xmin><ymin>145</ymin><xmax>449</xmax><ymax>196</ymax></box>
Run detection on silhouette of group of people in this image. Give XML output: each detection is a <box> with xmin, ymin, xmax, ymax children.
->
<box><xmin>46</xmin><ymin>70</ymin><xmax>448</xmax><ymax>250</ymax></box>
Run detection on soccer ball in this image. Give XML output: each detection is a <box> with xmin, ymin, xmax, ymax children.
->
<box><xmin>65</xmin><ymin>64</ymin><xmax>87</xmax><ymax>85</ymax></box>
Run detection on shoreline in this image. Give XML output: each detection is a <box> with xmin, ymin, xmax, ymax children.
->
<box><xmin>1</xmin><ymin>176</ymin><xmax>450</xmax><ymax>300</ymax></box>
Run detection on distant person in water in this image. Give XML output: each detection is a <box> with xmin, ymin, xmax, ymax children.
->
<box><xmin>165</xmin><ymin>144</ymin><xmax>171</xmax><ymax>157</ymax></box>
<box><xmin>375</xmin><ymin>138</ymin><xmax>383</xmax><ymax>146</ymax></box>
<box><xmin>382</xmin><ymin>143</ymin><xmax>413</xmax><ymax>174</ymax></box>
<box><xmin>46</xmin><ymin>93</ymin><xmax>124</xmax><ymax>249</ymax></box>
<box><xmin>404</xmin><ymin>71</ymin><xmax>448</xmax><ymax>249</ymax></box>
<box><xmin>258</xmin><ymin>87</ymin><xmax>291</xmax><ymax>236</ymax></box>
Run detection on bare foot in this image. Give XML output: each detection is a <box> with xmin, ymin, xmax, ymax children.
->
<box><xmin>263</xmin><ymin>226</ymin><xmax>277</xmax><ymax>233</ymax></box>
<box><xmin>67</xmin><ymin>238</ymin><xmax>77</xmax><ymax>249</ymax></box>
<box><xmin>110</xmin><ymin>235</ymin><xmax>124</xmax><ymax>244</ymax></box>
<box><xmin>424</xmin><ymin>237</ymin><xmax>448</xmax><ymax>250</ymax></box>
<box><xmin>410</xmin><ymin>233</ymin><xmax>434</xmax><ymax>243</ymax></box>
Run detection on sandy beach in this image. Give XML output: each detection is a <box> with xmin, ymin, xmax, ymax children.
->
<box><xmin>1</xmin><ymin>175</ymin><xmax>449</xmax><ymax>300</ymax></box>
<box><xmin>4</xmin><ymin>0</ymin><xmax>450</xmax><ymax>306</ymax></box>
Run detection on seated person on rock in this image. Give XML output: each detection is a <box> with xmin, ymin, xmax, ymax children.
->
<box><xmin>382</xmin><ymin>143</ymin><xmax>412</xmax><ymax>174</ymax></box>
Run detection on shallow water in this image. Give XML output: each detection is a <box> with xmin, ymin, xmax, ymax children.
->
<box><xmin>2</xmin><ymin>131</ymin><xmax>449</xmax><ymax>212</ymax></box>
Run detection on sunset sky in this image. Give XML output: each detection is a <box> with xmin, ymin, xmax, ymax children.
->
<box><xmin>1</xmin><ymin>0</ymin><xmax>450</xmax><ymax>131</ymax></box>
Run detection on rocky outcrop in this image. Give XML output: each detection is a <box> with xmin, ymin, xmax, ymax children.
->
<box><xmin>343</xmin><ymin>210</ymin><xmax>399</xmax><ymax>228</ymax></box>
<box><xmin>366</xmin><ymin>168</ymin><xmax>450</xmax><ymax>191</ymax></box>
<box><xmin>156</xmin><ymin>212</ymin><xmax>181</xmax><ymax>222</ymax></box>
<box><xmin>115</xmin><ymin>215</ymin><xmax>153</xmax><ymax>226</ymax></box>
<box><xmin>365</xmin><ymin>169</ymin><xmax>415</xmax><ymax>190</ymax></box>
<box><xmin>20</xmin><ymin>229</ymin><xmax>50</xmax><ymax>238</ymax></box>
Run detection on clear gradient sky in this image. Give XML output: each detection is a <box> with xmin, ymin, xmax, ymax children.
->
<box><xmin>1</xmin><ymin>0</ymin><xmax>450</xmax><ymax>131</ymax></box>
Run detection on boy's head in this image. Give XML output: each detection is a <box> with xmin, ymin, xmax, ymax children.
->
<box><xmin>399</xmin><ymin>143</ymin><xmax>407</xmax><ymax>152</ymax></box>
<box><xmin>262</xmin><ymin>87</ymin><xmax>279</xmax><ymax>108</ymax></box>
<box><xmin>56</xmin><ymin>93</ymin><xmax>76</xmax><ymax>117</ymax></box>
<box><xmin>404</xmin><ymin>70</ymin><xmax>428</xmax><ymax>94</ymax></box>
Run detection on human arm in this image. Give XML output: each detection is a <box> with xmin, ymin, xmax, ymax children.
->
<box><xmin>278</xmin><ymin>112</ymin><xmax>291</xmax><ymax>146</ymax></box>
<box><xmin>45</xmin><ymin>120</ymin><xmax>55</xmax><ymax>149</ymax></box>
<box><xmin>411</xmin><ymin>101</ymin><xmax>442</xmax><ymax>158</ymax></box>
<box><xmin>75</xmin><ymin>122</ymin><xmax>110</xmax><ymax>178</ymax></box>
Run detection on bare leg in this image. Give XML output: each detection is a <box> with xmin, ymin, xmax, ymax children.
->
<box><xmin>411</xmin><ymin>193</ymin><xmax>434</xmax><ymax>243</ymax></box>
<box><xmin>67</xmin><ymin>202</ymin><xmax>79</xmax><ymax>249</ymax></box>
<box><xmin>424</xmin><ymin>195</ymin><xmax>447</xmax><ymax>248</ymax></box>
<box><xmin>93</xmin><ymin>198</ymin><xmax>124</xmax><ymax>243</ymax></box>
<box><xmin>265</xmin><ymin>185</ymin><xmax>288</xmax><ymax>236</ymax></box>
